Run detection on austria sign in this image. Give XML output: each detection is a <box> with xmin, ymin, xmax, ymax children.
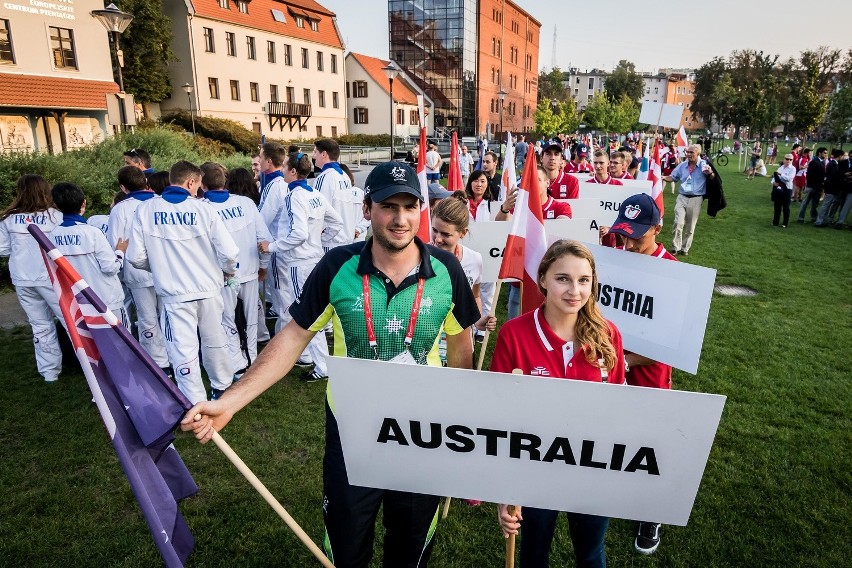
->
<box><xmin>328</xmin><ymin>357</ymin><xmax>726</xmax><ymax>526</ymax></box>
<box><xmin>586</xmin><ymin>243</ymin><xmax>716</xmax><ymax>374</ymax></box>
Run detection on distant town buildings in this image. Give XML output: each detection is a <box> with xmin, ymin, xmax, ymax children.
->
<box><xmin>0</xmin><ymin>0</ymin><xmax>118</xmax><ymax>154</ymax></box>
<box><xmin>388</xmin><ymin>0</ymin><xmax>540</xmax><ymax>138</ymax></box>
<box><xmin>159</xmin><ymin>0</ymin><xmax>348</xmax><ymax>139</ymax></box>
<box><xmin>344</xmin><ymin>52</ymin><xmax>433</xmax><ymax>139</ymax></box>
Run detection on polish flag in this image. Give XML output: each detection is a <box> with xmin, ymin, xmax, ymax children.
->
<box><xmin>499</xmin><ymin>131</ymin><xmax>517</xmax><ymax>201</ymax></box>
<box><xmin>498</xmin><ymin>144</ymin><xmax>547</xmax><ymax>315</ymax></box>
<box><xmin>415</xmin><ymin>126</ymin><xmax>431</xmax><ymax>242</ymax></box>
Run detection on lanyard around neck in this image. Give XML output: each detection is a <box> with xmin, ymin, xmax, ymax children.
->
<box><xmin>362</xmin><ymin>273</ymin><xmax>425</xmax><ymax>359</ymax></box>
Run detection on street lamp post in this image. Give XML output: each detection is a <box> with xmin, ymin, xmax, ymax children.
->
<box><xmin>382</xmin><ymin>63</ymin><xmax>399</xmax><ymax>160</ymax></box>
<box><xmin>182</xmin><ymin>83</ymin><xmax>196</xmax><ymax>136</ymax></box>
<box><xmin>91</xmin><ymin>3</ymin><xmax>134</xmax><ymax>131</ymax></box>
<box><xmin>498</xmin><ymin>88</ymin><xmax>508</xmax><ymax>160</ymax></box>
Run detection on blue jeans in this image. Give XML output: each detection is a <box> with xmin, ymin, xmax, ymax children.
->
<box><xmin>520</xmin><ymin>508</ymin><xmax>609</xmax><ymax>568</ymax></box>
<box><xmin>798</xmin><ymin>187</ymin><xmax>821</xmax><ymax>221</ymax></box>
<box><xmin>507</xmin><ymin>284</ymin><xmax>520</xmax><ymax>320</ymax></box>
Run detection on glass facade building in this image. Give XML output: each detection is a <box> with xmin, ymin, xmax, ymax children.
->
<box><xmin>388</xmin><ymin>0</ymin><xmax>478</xmax><ymax>136</ymax></box>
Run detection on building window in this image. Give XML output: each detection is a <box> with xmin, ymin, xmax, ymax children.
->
<box><xmin>49</xmin><ymin>27</ymin><xmax>77</xmax><ymax>70</ymax></box>
<box><xmin>491</xmin><ymin>37</ymin><xmax>496</xmax><ymax>56</ymax></box>
<box><xmin>252</xmin><ymin>122</ymin><xmax>261</xmax><ymax>134</ymax></box>
<box><xmin>0</xmin><ymin>19</ymin><xmax>14</xmax><ymax>65</ymax></box>
<box><xmin>286</xmin><ymin>86</ymin><xmax>295</xmax><ymax>102</ymax></box>
<box><xmin>271</xmin><ymin>9</ymin><xmax>286</xmax><ymax>22</ymax></box>
<box><xmin>310</xmin><ymin>20</ymin><xmax>319</xmax><ymax>32</ymax></box>
<box><xmin>250</xmin><ymin>82</ymin><xmax>259</xmax><ymax>102</ymax></box>
<box><xmin>316</xmin><ymin>125</ymin><xmax>322</xmax><ymax>137</ymax></box>
<box><xmin>331</xmin><ymin>126</ymin><xmax>337</xmax><ymax>137</ymax></box>
<box><xmin>588</xmin><ymin>77</ymin><xmax>594</xmax><ymax>90</ymax></box>
<box><xmin>218</xmin><ymin>0</ymin><xmax>229</xmax><ymax>8</ymax></box>
<box><xmin>353</xmin><ymin>81</ymin><xmax>367</xmax><ymax>98</ymax></box>
<box><xmin>246</xmin><ymin>36</ymin><xmax>256</xmax><ymax>60</ymax></box>
<box><xmin>226</xmin><ymin>32</ymin><xmax>236</xmax><ymax>56</ymax></box>
<box><xmin>230</xmin><ymin>80</ymin><xmax>240</xmax><ymax>100</ymax></box>
<box><xmin>267</xmin><ymin>40</ymin><xmax>275</xmax><ymax>63</ymax></box>
<box><xmin>209</xmin><ymin>77</ymin><xmax>220</xmax><ymax>99</ymax></box>
<box><xmin>301</xmin><ymin>48</ymin><xmax>309</xmax><ymax>68</ymax></box>
<box><xmin>410</xmin><ymin>110</ymin><xmax>418</xmax><ymax>125</ymax></box>
<box><xmin>331</xmin><ymin>54</ymin><xmax>338</xmax><ymax>73</ymax></box>
<box><xmin>332</xmin><ymin>92</ymin><xmax>339</xmax><ymax>108</ymax></box>
<box><xmin>303</xmin><ymin>88</ymin><xmax>311</xmax><ymax>105</ymax></box>
<box><xmin>295</xmin><ymin>16</ymin><xmax>304</xmax><ymax>28</ymax></box>
<box><xmin>316</xmin><ymin>51</ymin><xmax>324</xmax><ymax>71</ymax></box>
<box><xmin>396</xmin><ymin>108</ymin><xmax>404</xmax><ymax>125</ymax></box>
<box><xmin>346</xmin><ymin>82</ymin><xmax>350</xmax><ymax>98</ymax></box>
<box><xmin>354</xmin><ymin>108</ymin><xmax>368</xmax><ymax>124</ymax></box>
<box><xmin>283</xmin><ymin>44</ymin><xmax>292</xmax><ymax>66</ymax></box>
<box><xmin>318</xmin><ymin>90</ymin><xmax>326</xmax><ymax>107</ymax></box>
<box><xmin>270</xmin><ymin>84</ymin><xmax>279</xmax><ymax>102</ymax></box>
<box><xmin>237</xmin><ymin>1</ymin><xmax>248</xmax><ymax>13</ymax></box>
<box><xmin>203</xmin><ymin>27</ymin><xmax>215</xmax><ymax>52</ymax></box>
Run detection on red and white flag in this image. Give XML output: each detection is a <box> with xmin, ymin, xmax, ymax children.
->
<box><xmin>498</xmin><ymin>144</ymin><xmax>547</xmax><ymax>315</ymax></box>
<box><xmin>676</xmin><ymin>126</ymin><xmax>689</xmax><ymax>157</ymax></box>
<box><xmin>499</xmin><ymin>131</ymin><xmax>517</xmax><ymax>201</ymax></box>
<box><xmin>649</xmin><ymin>139</ymin><xmax>665</xmax><ymax>218</ymax></box>
<box><xmin>447</xmin><ymin>130</ymin><xmax>463</xmax><ymax>192</ymax></box>
<box><xmin>415</xmin><ymin>125</ymin><xmax>431</xmax><ymax>242</ymax></box>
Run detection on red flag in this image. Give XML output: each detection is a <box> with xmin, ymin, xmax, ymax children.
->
<box><xmin>415</xmin><ymin>127</ymin><xmax>431</xmax><ymax>242</ymax></box>
<box><xmin>498</xmin><ymin>144</ymin><xmax>548</xmax><ymax>315</ymax></box>
<box><xmin>447</xmin><ymin>131</ymin><xmax>463</xmax><ymax>192</ymax></box>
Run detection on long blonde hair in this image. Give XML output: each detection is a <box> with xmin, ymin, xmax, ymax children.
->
<box><xmin>536</xmin><ymin>240</ymin><xmax>617</xmax><ymax>371</ymax></box>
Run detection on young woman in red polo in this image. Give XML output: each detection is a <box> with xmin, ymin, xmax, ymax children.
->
<box><xmin>491</xmin><ymin>239</ymin><xmax>625</xmax><ymax>568</ymax></box>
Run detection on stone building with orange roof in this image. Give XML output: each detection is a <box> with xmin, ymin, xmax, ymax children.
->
<box><xmin>344</xmin><ymin>52</ymin><xmax>433</xmax><ymax>140</ymax></box>
<box><xmin>160</xmin><ymin>0</ymin><xmax>348</xmax><ymax>139</ymax></box>
<box><xmin>0</xmin><ymin>0</ymin><xmax>119</xmax><ymax>153</ymax></box>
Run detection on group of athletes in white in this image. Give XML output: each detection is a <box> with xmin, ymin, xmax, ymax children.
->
<box><xmin>1</xmin><ymin>137</ymin><xmax>680</xmax><ymax>565</ymax></box>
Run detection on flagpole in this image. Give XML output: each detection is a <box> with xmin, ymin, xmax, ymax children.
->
<box><xmin>475</xmin><ymin>280</ymin><xmax>504</xmax><ymax>371</ymax></box>
<box><xmin>207</xmin><ymin>429</ymin><xmax>335</xmax><ymax>568</ymax></box>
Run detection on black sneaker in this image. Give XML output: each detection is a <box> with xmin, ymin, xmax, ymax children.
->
<box><xmin>635</xmin><ymin>522</ymin><xmax>661</xmax><ymax>554</ymax></box>
<box><xmin>294</xmin><ymin>357</ymin><xmax>314</xmax><ymax>368</ymax></box>
<box><xmin>474</xmin><ymin>330</ymin><xmax>486</xmax><ymax>343</ymax></box>
<box><xmin>301</xmin><ymin>370</ymin><xmax>328</xmax><ymax>383</ymax></box>
<box><xmin>211</xmin><ymin>388</ymin><xmax>226</xmax><ymax>401</ymax></box>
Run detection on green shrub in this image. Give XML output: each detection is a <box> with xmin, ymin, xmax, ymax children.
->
<box><xmin>162</xmin><ymin>111</ymin><xmax>259</xmax><ymax>155</ymax></box>
<box><xmin>0</xmin><ymin>126</ymin><xmax>251</xmax><ymax>214</ymax></box>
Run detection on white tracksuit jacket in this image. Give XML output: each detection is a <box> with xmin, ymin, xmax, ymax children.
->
<box><xmin>268</xmin><ymin>180</ymin><xmax>344</xmax><ymax>267</ymax></box>
<box><xmin>314</xmin><ymin>163</ymin><xmax>356</xmax><ymax>247</ymax></box>
<box><xmin>107</xmin><ymin>190</ymin><xmax>157</xmax><ymax>290</ymax></box>
<box><xmin>0</xmin><ymin>208</ymin><xmax>61</xmax><ymax>286</ymax></box>
<box><xmin>202</xmin><ymin>190</ymin><xmax>272</xmax><ymax>283</ymax></box>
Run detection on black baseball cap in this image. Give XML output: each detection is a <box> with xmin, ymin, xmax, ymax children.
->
<box><xmin>542</xmin><ymin>141</ymin><xmax>564</xmax><ymax>154</ymax></box>
<box><xmin>609</xmin><ymin>194</ymin><xmax>661</xmax><ymax>238</ymax></box>
<box><xmin>364</xmin><ymin>162</ymin><xmax>423</xmax><ymax>203</ymax></box>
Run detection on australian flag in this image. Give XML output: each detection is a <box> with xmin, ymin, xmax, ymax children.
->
<box><xmin>28</xmin><ymin>224</ymin><xmax>197</xmax><ymax>567</ymax></box>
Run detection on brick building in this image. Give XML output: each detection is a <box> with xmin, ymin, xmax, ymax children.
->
<box><xmin>664</xmin><ymin>71</ymin><xmax>705</xmax><ymax>131</ymax></box>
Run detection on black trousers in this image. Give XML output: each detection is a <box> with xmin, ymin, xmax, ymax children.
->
<box><xmin>773</xmin><ymin>187</ymin><xmax>792</xmax><ymax>226</ymax></box>
<box><xmin>323</xmin><ymin>403</ymin><xmax>440</xmax><ymax>568</ymax></box>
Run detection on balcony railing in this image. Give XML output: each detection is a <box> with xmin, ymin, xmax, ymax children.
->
<box><xmin>266</xmin><ymin>101</ymin><xmax>312</xmax><ymax>131</ymax></box>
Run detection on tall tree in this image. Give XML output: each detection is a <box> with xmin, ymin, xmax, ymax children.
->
<box><xmin>582</xmin><ymin>94</ymin><xmax>638</xmax><ymax>133</ymax></box>
<box><xmin>534</xmin><ymin>98</ymin><xmax>579</xmax><ymax>136</ymax></box>
<box><xmin>604</xmin><ymin>60</ymin><xmax>644</xmax><ymax>104</ymax></box>
<box><xmin>787</xmin><ymin>48</ymin><xmax>843</xmax><ymax>137</ymax></box>
<box><xmin>824</xmin><ymin>86</ymin><xmax>852</xmax><ymax>143</ymax></box>
<box><xmin>116</xmin><ymin>0</ymin><xmax>176</xmax><ymax>109</ymax></box>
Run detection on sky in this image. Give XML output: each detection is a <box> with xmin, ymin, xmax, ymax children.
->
<box><xmin>322</xmin><ymin>0</ymin><xmax>849</xmax><ymax>73</ymax></box>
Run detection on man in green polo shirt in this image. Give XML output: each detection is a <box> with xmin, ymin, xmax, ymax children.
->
<box><xmin>182</xmin><ymin>161</ymin><xmax>479</xmax><ymax>568</ymax></box>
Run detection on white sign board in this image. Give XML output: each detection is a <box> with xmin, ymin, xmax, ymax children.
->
<box><xmin>565</xmin><ymin>199</ymin><xmax>620</xmax><ymax>226</ymax></box>
<box><xmin>328</xmin><ymin>357</ymin><xmax>726</xmax><ymax>526</ymax></box>
<box><xmin>586</xmin><ymin>243</ymin><xmax>716</xmax><ymax>374</ymax></box>
<box><xmin>465</xmin><ymin>219</ymin><xmax>600</xmax><ymax>283</ymax></box>
<box><xmin>639</xmin><ymin>102</ymin><xmax>684</xmax><ymax>130</ymax></box>
<box><xmin>578</xmin><ymin>181</ymin><xmax>651</xmax><ymax>200</ymax></box>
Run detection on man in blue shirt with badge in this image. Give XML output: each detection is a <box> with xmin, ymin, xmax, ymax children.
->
<box><xmin>663</xmin><ymin>144</ymin><xmax>715</xmax><ymax>256</ymax></box>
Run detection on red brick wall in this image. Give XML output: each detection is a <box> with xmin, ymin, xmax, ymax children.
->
<box><xmin>477</xmin><ymin>0</ymin><xmax>539</xmax><ymax>137</ymax></box>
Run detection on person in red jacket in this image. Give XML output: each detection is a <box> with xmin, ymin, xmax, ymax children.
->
<box><xmin>604</xmin><ymin>193</ymin><xmax>676</xmax><ymax>555</ymax></box>
<box><xmin>492</xmin><ymin>239</ymin><xmax>625</xmax><ymax>568</ymax></box>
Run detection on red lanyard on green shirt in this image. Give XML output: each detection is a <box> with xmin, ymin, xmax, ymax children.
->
<box><xmin>362</xmin><ymin>273</ymin><xmax>425</xmax><ymax>359</ymax></box>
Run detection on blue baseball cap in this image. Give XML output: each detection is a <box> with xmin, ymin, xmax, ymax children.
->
<box><xmin>364</xmin><ymin>162</ymin><xmax>423</xmax><ymax>203</ymax></box>
<box><xmin>609</xmin><ymin>194</ymin><xmax>661</xmax><ymax>238</ymax></box>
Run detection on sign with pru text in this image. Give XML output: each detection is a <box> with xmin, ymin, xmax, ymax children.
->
<box><xmin>328</xmin><ymin>357</ymin><xmax>726</xmax><ymax>526</ymax></box>
<box><xmin>577</xmin><ymin>180</ymin><xmax>652</xmax><ymax>200</ymax></box>
<box><xmin>586</xmin><ymin>243</ymin><xmax>716</xmax><ymax>374</ymax></box>
<box><xmin>465</xmin><ymin>219</ymin><xmax>599</xmax><ymax>282</ymax></box>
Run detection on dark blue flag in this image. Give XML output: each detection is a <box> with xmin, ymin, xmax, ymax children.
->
<box><xmin>29</xmin><ymin>224</ymin><xmax>197</xmax><ymax>567</ymax></box>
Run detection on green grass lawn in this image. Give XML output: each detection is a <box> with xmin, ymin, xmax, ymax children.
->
<box><xmin>1</xmin><ymin>155</ymin><xmax>850</xmax><ymax>567</ymax></box>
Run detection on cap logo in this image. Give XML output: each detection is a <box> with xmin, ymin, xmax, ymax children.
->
<box><xmin>611</xmin><ymin>222</ymin><xmax>634</xmax><ymax>235</ymax></box>
<box><xmin>624</xmin><ymin>204</ymin><xmax>642</xmax><ymax>220</ymax></box>
<box><xmin>391</xmin><ymin>166</ymin><xmax>408</xmax><ymax>182</ymax></box>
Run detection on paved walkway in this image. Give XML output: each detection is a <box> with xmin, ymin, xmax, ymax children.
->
<box><xmin>0</xmin><ymin>290</ymin><xmax>27</xmax><ymax>329</ymax></box>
